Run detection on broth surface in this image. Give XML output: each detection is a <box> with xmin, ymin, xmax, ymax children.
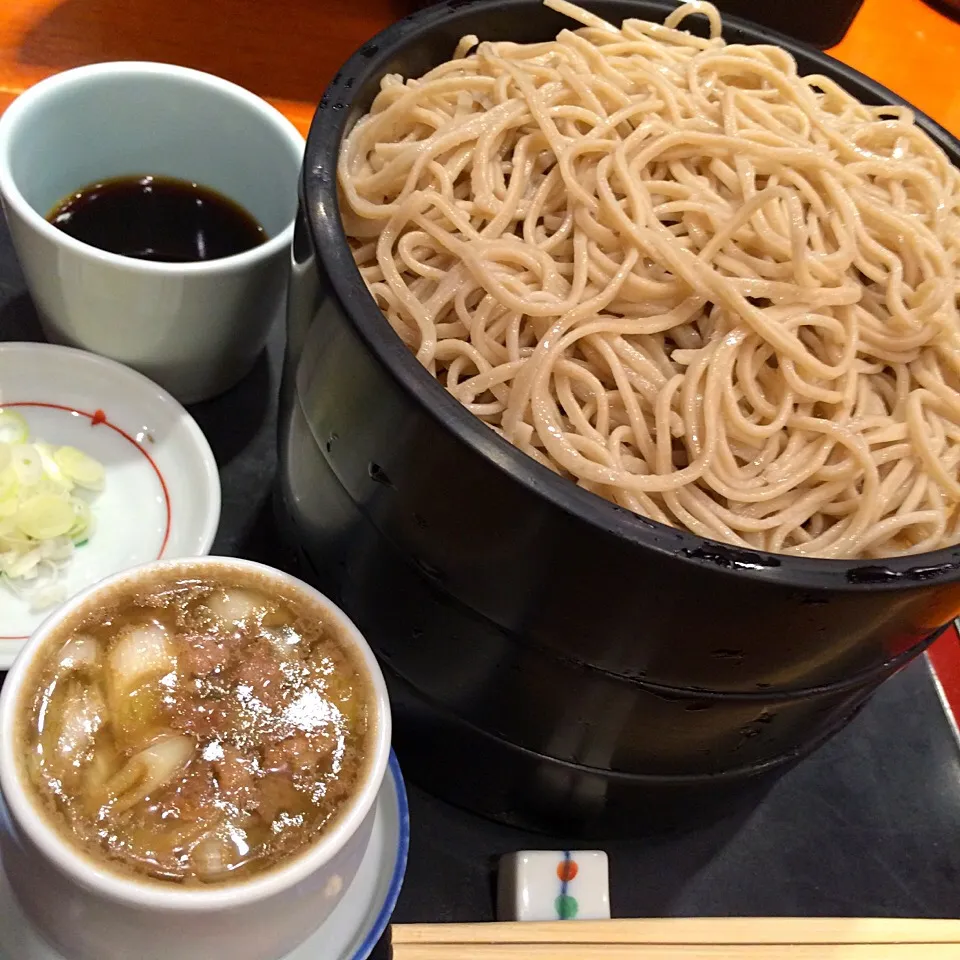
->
<box><xmin>17</xmin><ymin>571</ymin><xmax>372</xmax><ymax>886</ymax></box>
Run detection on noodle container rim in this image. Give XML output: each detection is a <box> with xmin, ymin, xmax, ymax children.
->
<box><xmin>0</xmin><ymin>60</ymin><xmax>305</xmax><ymax>276</ymax></box>
<box><xmin>303</xmin><ymin>0</ymin><xmax>960</xmax><ymax>593</ymax></box>
<box><xmin>0</xmin><ymin>555</ymin><xmax>393</xmax><ymax>912</ymax></box>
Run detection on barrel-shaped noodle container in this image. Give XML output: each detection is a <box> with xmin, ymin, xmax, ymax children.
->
<box><xmin>278</xmin><ymin>0</ymin><xmax>960</xmax><ymax>834</ymax></box>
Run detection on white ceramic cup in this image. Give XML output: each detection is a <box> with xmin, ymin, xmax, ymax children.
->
<box><xmin>0</xmin><ymin>557</ymin><xmax>392</xmax><ymax>960</ymax></box>
<box><xmin>0</xmin><ymin>63</ymin><xmax>305</xmax><ymax>404</ymax></box>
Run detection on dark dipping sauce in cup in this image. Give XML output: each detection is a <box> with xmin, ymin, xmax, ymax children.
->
<box><xmin>47</xmin><ymin>175</ymin><xmax>267</xmax><ymax>263</ymax></box>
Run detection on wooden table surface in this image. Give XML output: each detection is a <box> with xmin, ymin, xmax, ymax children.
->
<box><xmin>0</xmin><ymin>0</ymin><xmax>959</xmax><ymax>138</ymax></box>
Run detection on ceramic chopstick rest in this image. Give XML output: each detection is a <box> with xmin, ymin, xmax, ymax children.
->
<box><xmin>497</xmin><ymin>851</ymin><xmax>610</xmax><ymax>921</ymax></box>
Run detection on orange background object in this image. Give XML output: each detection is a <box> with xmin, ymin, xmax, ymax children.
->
<box><xmin>0</xmin><ymin>0</ymin><xmax>959</xmax><ymax>137</ymax></box>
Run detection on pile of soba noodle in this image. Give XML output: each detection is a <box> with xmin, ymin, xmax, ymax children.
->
<box><xmin>338</xmin><ymin>0</ymin><xmax>960</xmax><ymax>559</ymax></box>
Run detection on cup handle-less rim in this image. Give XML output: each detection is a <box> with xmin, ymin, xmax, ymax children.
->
<box><xmin>0</xmin><ymin>61</ymin><xmax>305</xmax><ymax>276</ymax></box>
<box><xmin>0</xmin><ymin>556</ymin><xmax>393</xmax><ymax>913</ymax></box>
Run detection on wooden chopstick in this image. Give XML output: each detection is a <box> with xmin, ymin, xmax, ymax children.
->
<box><xmin>392</xmin><ymin>918</ymin><xmax>960</xmax><ymax>944</ymax></box>
<box><xmin>392</xmin><ymin>946</ymin><xmax>960</xmax><ymax>959</ymax></box>
<box><xmin>390</xmin><ymin>919</ymin><xmax>960</xmax><ymax>958</ymax></box>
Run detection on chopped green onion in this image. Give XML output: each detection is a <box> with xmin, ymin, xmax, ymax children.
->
<box><xmin>0</xmin><ymin>410</ymin><xmax>28</xmax><ymax>445</ymax></box>
<box><xmin>11</xmin><ymin>444</ymin><xmax>42</xmax><ymax>486</ymax></box>
<box><xmin>16</xmin><ymin>495</ymin><xmax>76</xmax><ymax>540</ymax></box>
<box><xmin>54</xmin><ymin>446</ymin><xmax>105</xmax><ymax>491</ymax></box>
<box><xmin>0</xmin><ymin>418</ymin><xmax>105</xmax><ymax>611</ymax></box>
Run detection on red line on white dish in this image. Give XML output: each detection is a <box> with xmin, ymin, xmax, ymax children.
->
<box><xmin>0</xmin><ymin>401</ymin><xmax>172</xmax><ymax>641</ymax></box>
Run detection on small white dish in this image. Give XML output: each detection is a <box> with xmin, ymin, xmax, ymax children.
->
<box><xmin>0</xmin><ymin>342</ymin><xmax>220</xmax><ymax>663</ymax></box>
<box><xmin>0</xmin><ymin>751</ymin><xmax>410</xmax><ymax>960</ymax></box>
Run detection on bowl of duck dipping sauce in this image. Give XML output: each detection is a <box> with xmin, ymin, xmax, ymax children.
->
<box><xmin>0</xmin><ymin>557</ymin><xmax>391</xmax><ymax>960</ymax></box>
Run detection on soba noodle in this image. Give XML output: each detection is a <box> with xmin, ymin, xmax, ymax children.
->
<box><xmin>338</xmin><ymin>0</ymin><xmax>960</xmax><ymax>559</ymax></box>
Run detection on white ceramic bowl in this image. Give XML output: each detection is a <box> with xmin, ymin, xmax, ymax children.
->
<box><xmin>0</xmin><ymin>62</ymin><xmax>304</xmax><ymax>403</ymax></box>
<box><xmin>0</xmin><ymin>342</ymin><xmax>220</xmax><ymax>661</ymax></box>
<box><xmin>0</xmin><ymin>751</ymin><xmax>411</xmax><ymax>960</ymax></box>
<box><xmin>0</xmin><ymin>556</ymin><xmax>393</xmax><ymax>960</ymax></box>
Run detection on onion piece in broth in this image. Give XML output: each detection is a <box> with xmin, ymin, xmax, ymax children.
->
<box><xmin>98</xmin><ymin>734</ymin><xmax>194</xmax><ymax>815</ymax></box>
<box><xmin>55</xmin><ymin>634</ymin><xmax>100</xmax><ymax>677</ymax></box>
<box><xmin>107</xmin><ymin>623</ymin><xmax>178</xmax><ymax>742</ymax></box>
<box><xmin>108</xmin><ymin>623</ymin><xmax>176</xmax><ymax>697</ymax></box>
<box><xmin>54</xmin><ymin>683</ymin><xmax>106</xmax><ymax>783</ymax></box>
<box><xmin>190</xmin><ymin>832</ymin><xmax>237</xmax><ymax>881</ymax></box>
<box><xmin>205</xmin><ymin>589</ymin><xmax>269</xmax><ymax>625</ymax></box>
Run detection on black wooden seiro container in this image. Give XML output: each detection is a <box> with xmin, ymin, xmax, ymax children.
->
<box><xmin>278</xmin><ymin>0</ymin><xmax>960</xmax><ymax>834</ymax></box>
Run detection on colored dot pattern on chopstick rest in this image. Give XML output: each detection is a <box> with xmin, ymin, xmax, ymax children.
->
<box><xmin>497</xmin><ymin>851</ymin><xmax>610</xmax><ymax>922</ymax></box>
